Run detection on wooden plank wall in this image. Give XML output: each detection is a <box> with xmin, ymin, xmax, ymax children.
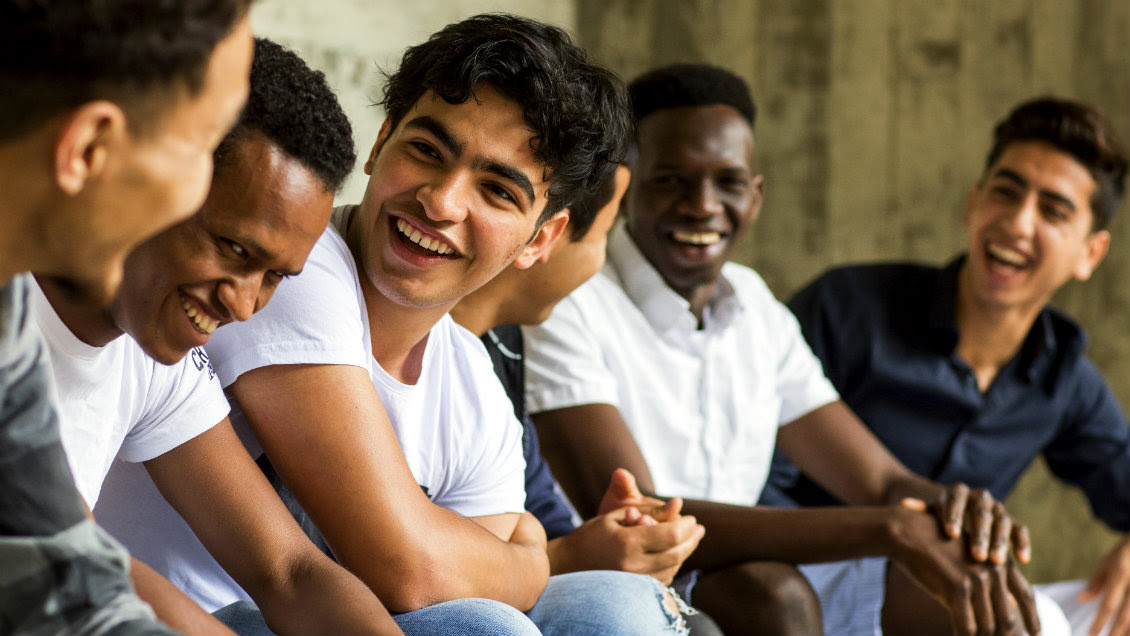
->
<box><xmin>576</xmin><ymin>0</ymin><xmax>1130</xmax><ymax>582</ymax></box>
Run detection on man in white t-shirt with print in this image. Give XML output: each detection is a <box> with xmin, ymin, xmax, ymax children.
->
<box><xmin>37</xmin><ymin>39</ymin><xmax>398</xmax><ymax>636</ymax></box>
<box><xmin>523</xmin><ymin>63</ymin><xmax>1060</xmax><ymax>636</ymax></box>
<box><xmin>199</xmin><ymin>14</ymin><xmax>697</xmax><ymax>636</ymax></box>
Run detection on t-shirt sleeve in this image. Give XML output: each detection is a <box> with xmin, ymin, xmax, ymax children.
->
<box><xmin>522</xmin><ymin>284</ymin><xmax>621</xmax><ymax>414</ymax></box>
<box><xmin>205</xmin><ymin>228</ymin><xmax>369</xmax><ymax>388</ymax></box>
<box><xmin>438</xmin><ymin>335</ymin><xmax>527</xmax><ymax>517</ymax></box>
<box><xmin>117</xmin><ymin>350</ymin><xmax>231</xmax><ymax>463</ymax></box>
<box><xmin>751</xmin><ymin>274</ymin><xmax>839</xmax><ymax>426</ymax></box>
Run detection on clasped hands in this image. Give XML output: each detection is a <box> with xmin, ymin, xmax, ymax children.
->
<box><xmin>552</xmin><ymin>468</ymin><xmax>703</xmax><ymax>584</ymax></box>
<box><xmin>896</xmin><ymin>483</ymin><xmax>1039</xmax><ymax>636</ymax></box>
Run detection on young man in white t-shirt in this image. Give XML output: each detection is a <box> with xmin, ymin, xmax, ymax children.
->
<box><xmin>523</xmin><ymin>64</ymin><xmax>1059</xmax><ymax>636</ymax></box>
<box><xmin>35</xmin><ymin>39</ymin><xmax>399</xmax><ymax>636</ymax></box>
<box><xmin>198</xmin><ymin>14</ymin><xmax>684</xmax><ymax>636</ymax></box>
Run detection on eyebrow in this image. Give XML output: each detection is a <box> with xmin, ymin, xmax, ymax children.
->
<box><xmin>405</xmin><ymin>116</ymin><xmax>463</xmax><ymax>157</ymax></box>
<box><xmin>404</xmin><ymin>115</ymin><xmax>537</xmax><ymax>206</ymax></box>
<box><xmin>238</xmin><ymin>235</ymin><xmax>303</xmax><ymax>276</ymax></box>
<box><xmin>991</xmin><ymin>167</ymin><xmax>1077</xmax><ymax>211</ymax></box>
<box><xmin>477</xmin><ymin>159</ymin><xmax>536</xmax><ymax>206</ymax></box>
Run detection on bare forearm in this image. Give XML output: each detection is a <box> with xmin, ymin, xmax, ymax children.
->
<box><xmin>130</xmin><ymin>558</ymin><xmax>237</xmax><ymax>636</ymax></box>
<box><xmin>253</xmin><ymin>554</ymin><xmax>401</xmax><ymax>636</ymax></box>
<box><xmin>342</xmin><ymin>506</ymin><xmax>549</xmax><ymax>613</ymax></box>
<box><xmin>678</xmin><ymin>499</ymin><xmax>911</xmax><ymax>571</ymax></box>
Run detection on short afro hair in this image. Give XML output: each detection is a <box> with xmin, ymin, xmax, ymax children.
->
<box><xmin>628</xmin><ymin>63</ymin><xmax>756</xmax><ymax>127</ymax></box>
<box><xmin>215</xmin><ymin>38</ymin><xmax>355</xmax><ymax>193</ymax></box>
<box><xmin>985</xmin><ymin>96</ymin><xmax>1128</xmax><ymax>232</ymax></box>
<box><xmin>379</xmin><ymin>13</ymin><xmax>632</xmax><ymax>224</ymax></box>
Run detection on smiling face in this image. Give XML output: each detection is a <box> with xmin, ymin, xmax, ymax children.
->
<box><xmin>349</xmin><ymin>85</ymin><xmax>564</xmax><ymax>312</ymax></box>
<box><xmin>961</xmin><ymin>140</ymin><xmax>1109</xmax><ymax>316</ymax></box>
<box><xmin>111</xmin><ymin>133</ymin><xmax>333</xmax><ymax>365</ymax></box>
<box><xmin>624</xmin><ymin>104</ymin><xmax>762</xmax><ymax>309</ymax></box>
<box><xmin>43</xmin><ymin>15</ymin><xmax>253</xmax><ymax>306</ymax></box>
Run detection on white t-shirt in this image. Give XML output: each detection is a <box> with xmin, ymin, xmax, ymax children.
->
<box><xmin>523</xmin><ymin>223</ymin><xmax>839</xmax><ymax>506</ymax></box>
<box><xmin>30</xmin><ymin>282</ymin><xmax>230</xmax><ymax>507</ymax></box>
<box><xmin>102</xmin><ymin>214</ymin><xmax>527</xmax><ymax>610</ymax></box>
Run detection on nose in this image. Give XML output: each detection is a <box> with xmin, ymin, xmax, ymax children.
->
<box><xmin>417</xmin><ymin>171</ymin><xmax>470</xmax><ymax>224</ymax></box>
<box><xmin>1002</xmin><ymin>192</ymin><xmax>1039</xmax><ymax>237</ymax></box>
<box><xmin>680</xmin><ymin>179</ymin><xmax>724</xmax><ymax>218</ymax></box>
<box><xmin>217</xmin><ymin>273</ymin><xmax>263</xmax><ymax>323</ymax></box>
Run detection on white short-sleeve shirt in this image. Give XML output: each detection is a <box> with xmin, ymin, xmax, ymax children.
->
<box><xmin>205</xmin><ymin>213</ymin><xmax>526</xmax><ymax>517</ymax></box>
<box><xmin>31</xmin><ymin>283</ymin><xmax>230</xmax><ymax>507</ymax></box>
<box><xmin>98</xmin><ymin>212</ymin><xmax>527</xmax><ymax>611</ymax></box>
<box><xmin>523</xmin><ymin>223</ymin><xmax>839</xmax><ymax>506</ymax></box>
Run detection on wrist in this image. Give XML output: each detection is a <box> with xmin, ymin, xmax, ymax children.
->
<box><xmin>546</xmin><ymin>536</ymin><xmax>574</xmax><ymax>575</ymax></box>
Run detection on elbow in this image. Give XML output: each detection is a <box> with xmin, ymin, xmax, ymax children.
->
<box><xmin>370</xmin><ymin>552</ymin><xmax>455</xmax><ymax>613</ymax></box>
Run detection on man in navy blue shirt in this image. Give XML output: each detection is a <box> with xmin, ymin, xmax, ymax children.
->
<box><xmin>765</xmin><ymin>96</ymin><xmax>1129</xmax><ymax>636</ymax></box>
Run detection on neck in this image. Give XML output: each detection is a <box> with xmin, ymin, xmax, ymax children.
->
<box><xmin>953</xmin><ymin>264</ymin><xmax>1043</xmax><ymax>391</ymax></box>
<box><xmin>357</xmin><ymin>269</ymin><xmax>453</xmax><ymax>386</ymax></box>
<box><xmin>35</xmin><ymin>275</ymin><xmax>124</xmax><ymax>347</ymax></box>
<box><xmin>450</xmin><ymin>282</ymin><xmax>512</xmax><ymax>338</ymax></box>
<box><xmin>681</xmin><ymin>283</ymin><xmax>718</xmax><ymax>327</ymax></box>
<box><xmin>0</xmin><ymin>133</ymin><xmax>57</xmax><ymax>283</ymax></box>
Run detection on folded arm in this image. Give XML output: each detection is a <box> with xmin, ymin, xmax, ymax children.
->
<box><xmin>143</xmin><ymin>418</ymin><xmax>401</xmax><ymax>635</ymax></box>
<box><xmin>229</xmin><ymin>363</ymin><xmax>549</xmax><ymax>613</ymax></box>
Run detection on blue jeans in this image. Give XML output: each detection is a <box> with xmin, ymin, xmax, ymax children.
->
<box><xmin>215</xmin><ymin>597</ymin><xmax>541</xmax><ymax>636</ymax></box>
<box><xmin>526</xmin><ymin>571</ymin><xmax>689</xmax><ymax>636</ymax></box>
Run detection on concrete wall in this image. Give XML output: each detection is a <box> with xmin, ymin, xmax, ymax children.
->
<box><xmin>576</xmin><ymin>0</ymin><xmax>1130</xmax><ymax>583</ymax></box>
<box><xmin>252</xmin><ymin>0</ymin><xmax>1130</xmax><ymax>583</ymax></box>
<box><xmin>251</xmin><ymin>1</ymin><xmax>574</xmax><ymax>205</ymax></box>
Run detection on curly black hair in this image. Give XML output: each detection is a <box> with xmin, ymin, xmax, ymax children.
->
<box><xmin>986</xmin><ymin>97</ymin><xmax>1128</xmax><ymax>231</ymax></box>
<box><xmin>0</xmin><ymin>0</ymin><xmax>252</xmax><ymax>142</ymax></box>
<box><xmin>215</xmin><ymin>38</ymin><xmax>355</xmax><ymax>194</ymax></box>
<box><xmin>379</xmin><ymin>13</ymin><xmax>632</xmax><ymax>224</ymax></box>
<box><xmin>628</xmin><ymin>64</ymin><xmax>756</xmax><ymax>127</ymax></box>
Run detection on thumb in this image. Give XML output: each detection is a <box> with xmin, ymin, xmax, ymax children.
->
<box><xmin>1079</xmin><ymin>563</ymin><xmax>1110</xmax><ymax>602</ymax></box>
<box><xmin>609</xmin><ymin>468</ymin><xmax>642</xmax><ymax>500</ymax></box>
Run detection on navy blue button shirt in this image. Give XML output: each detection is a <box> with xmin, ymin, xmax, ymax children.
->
<box><xmin>762</xmin><ymin>258</ymin><xmax>1130</xmax><ymax>532</ymax></box>
<box><xmin>482</xmin><ymin>325</ymin><xmax>578</xmax><ymax>540</ymax></box>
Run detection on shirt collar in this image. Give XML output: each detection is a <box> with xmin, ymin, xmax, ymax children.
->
<box><xmin>607</xmin><ymin>222</ymin><xmax>741</xmax><ymax>334</ymax></box>
<box><xmin>929</xmin><ymin>254</ymin><xmax>1085</xmax><ymax>384</ymax></box>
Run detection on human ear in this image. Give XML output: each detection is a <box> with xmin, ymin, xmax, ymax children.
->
<box><xmin>514</xmin><ymin>210</ymin><xmax>569</xmax><ymax>270</ymax></box>
<box><xmin>748</xmin><ymin>174</ymin><xmax>766</xmax><ymax>224</ymax></box>
<box><xmin>1074</xmin><ymin>229</ymin><xmax>1110</xmax><ymax>281</ymax></box>
<box><xmin>54</xmin><ymin>101</ymin><xmax>124</xmax><ymax>195</ymax></box>
<box><xmin>363</xmin><ymin>119</ymin><xmax>393</xmax><ymax>175</ymax></box>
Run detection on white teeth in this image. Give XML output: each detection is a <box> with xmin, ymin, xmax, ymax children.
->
<box><xmin>396</xmin><ymin>218</ymin><xmax>455</xmax><ymax>255</ymax></box>
<box><xmin>672</xmin><ymin>231</ymin><xmax>722</xmax><ymax>246</ymax></box>
<box><xmin>987</xmin><ymin>244</ymin><xmax>1028</xmax><ymax>267</ymax></box>
<box><xmin>182</xmin><ymin>299</ymin><xmax>217</xmax><ymax>335</ymax></box>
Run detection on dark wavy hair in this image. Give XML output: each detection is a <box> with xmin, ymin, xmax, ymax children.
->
<box><xmin>628</xmin><ymin>63</ymin><xmax>756</xmax><ymax>127</ymax></box>
<box><xmin>379</xmin><ymin>13</ymin><xmax>632</xmax><ymax>224</ymax></box>
<box><xmin>0</xmin><ymin>0</ymin><xmax>253</xmax><ymax>142</ymax></box>
<box><xmin>215</xmin><ymin>38</ymin><xmax>356</xmax><ymax>194</ymax></box>
<box><xmin>986</xmin><ymin>97</ymin><xmax>1128</xmax><ymax>231</ymax></box>
<box><xmin>566</xmin><ymin>163</ymin><xmax>622</xmax><ymax>242</ymax></box>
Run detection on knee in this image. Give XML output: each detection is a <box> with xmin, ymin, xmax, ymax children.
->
<box><xmin>529</xmin><ymin>571</ymin><xmax>687</xmax><ymax>636</ymax></box>
<box><xmin>396</xmin><ymin>598</ymin><xmax>541</xmax><ymax>636</ymax></box>
<box><xmin>697</xmin><ymin>561</ymin><xmax>822</xmax><ymax>635</ymax></box>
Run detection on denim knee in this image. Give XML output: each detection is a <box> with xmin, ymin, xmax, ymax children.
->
<box><xmin>394</xmin><ymin>597</ymin><xmax>542</xmax><ymax>636</ymax></box>
<box><xmin>213</xmin><ymin>600</ymin><xmax>274</xmax><ymax>636</ymax></box>
<box><xmin>526</xmin><ymin>571</ymin><xmax>689</xmax><ymax>636</ymax></box>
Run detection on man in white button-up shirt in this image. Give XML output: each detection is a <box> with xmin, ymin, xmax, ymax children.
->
<box><xmin>524</xmin><ymin>64</ymin><xmax>1052</xmax><ymax>636</ymax></box>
